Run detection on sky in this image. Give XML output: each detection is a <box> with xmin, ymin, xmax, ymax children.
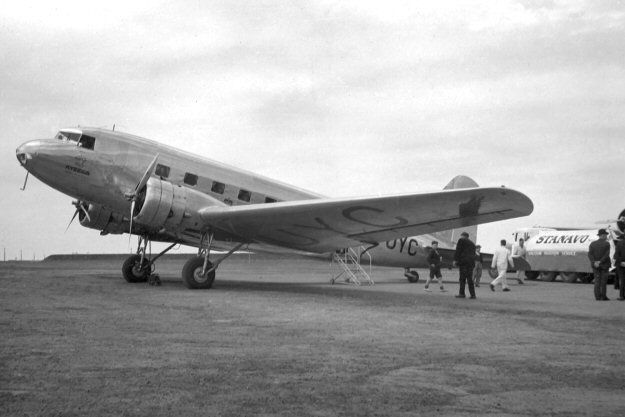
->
<box><xmin>1</xmin><ymin>0</ymin><xmax>624</xmax><ymax>260</ymax></box>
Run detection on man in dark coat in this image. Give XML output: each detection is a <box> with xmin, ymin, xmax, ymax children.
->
<box><xmin>588</xmin><ymin>229</ymin><xmax>611</xmax><ymax>301</ymax></box>
<box><xmin>454</xmin><ymin>231</ymin><xmax>476</xmax><ymax>299</ymax></box>
<box><xmin>614</xmin><ymin>235</ymin><xmax>625</xmax><ymax>301</ymax></box>
<box><xmin>425</xmin><ymin>241</ymin><xmax>445</xmax><ymax>292</ymax></box>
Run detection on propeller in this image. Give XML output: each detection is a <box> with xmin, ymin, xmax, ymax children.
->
<box><xmin>125</xmin><ymin>154</ymin><xmax>159</xmax><ymax>242</ymax></box>
<box><xmin>65</xmin><ymin>200</ymin><xmax>91</xmax><ymax>232</ymax></box>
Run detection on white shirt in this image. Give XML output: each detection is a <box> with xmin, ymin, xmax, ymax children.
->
<box><xmin>491</xmin><ymin>246</ymin><xmax>511</xmax><ymax>270</ymax></box>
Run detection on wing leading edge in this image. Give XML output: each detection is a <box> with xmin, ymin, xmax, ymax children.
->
<box><xmin>198</xmin><ymin>187</ymin><xmax>533</xmax><ymax>253</ymax></box>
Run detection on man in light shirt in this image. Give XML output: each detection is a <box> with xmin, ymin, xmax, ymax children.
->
<box><xmin>490</xmin><ymin>239</ymin><xmax>512</xmax><ymax>292</ymax></box>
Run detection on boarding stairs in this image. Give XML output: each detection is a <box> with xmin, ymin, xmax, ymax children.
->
<box><xmin>330</xmin><ymin>247</ymin><xmax>374</xmax><ymax>286</ymax></box>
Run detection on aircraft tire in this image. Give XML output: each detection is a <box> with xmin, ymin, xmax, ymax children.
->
<box><xmin>560</xmin><ymin>272</ymin><xmax>579</xmax><ymax>283</ymax></box>
<box><xmin>122</xmin><ymin>254</ymin><xmax>149</xmax><ymax>283</ymax></box>
<box><xmin>182</xmin><ymin>257</ymin><xmax>215</xmax><ymax>289</ymax></box>
<box><xmin>525</xmin><ymin>271</ymin><xmax>539</xmax><ymax>280</ymax></box>
<box><xmin>539</xmin><ymin>271</ymin><xmax>557</xmax><ymax>282</ymax></box>
<box><xmin>404</xmin><ymin>271</ymin><xmax>419</xmax><ymax>283</ymax></box>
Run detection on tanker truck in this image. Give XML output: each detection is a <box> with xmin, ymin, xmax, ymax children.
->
<box><xmin>509</xmin><ymin>211</ymin><xmax>624</xmax><ymax>283</ymax></box>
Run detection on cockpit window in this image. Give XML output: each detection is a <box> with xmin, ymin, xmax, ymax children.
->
<box><xmin>55</xmin><ymin>129</ymin><xmax>96</xmax><ymax>150</ymax></box>
<box><xmin>79</xmin><ymin>135</ymin><xmax>96</xmax><ymax>150</ymax></box>
<box><xmin>56</xmin><ymin>130</ymin><xmax>82</xmax><ymax>143</ymax></box>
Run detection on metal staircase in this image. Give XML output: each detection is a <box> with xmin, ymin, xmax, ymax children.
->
<box><xmin>330</xmin><ymin>247</ymin><xmax>374</xmax><ymax>286</ymax></box>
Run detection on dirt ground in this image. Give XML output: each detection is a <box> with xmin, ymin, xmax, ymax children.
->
<box><xmin>1</xmin><ymin>254</ymin><xmax>624</xmax><ymax>416</ymax></box>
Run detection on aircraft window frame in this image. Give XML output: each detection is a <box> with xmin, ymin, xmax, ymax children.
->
<box><xmin>211</xmin><ymin>181</ymin><xmax>225</xmax><ymax>194</ymax></box>
<box><xmin>238</xmin><ymin>189</ymin><xmax>251</xmax><ymax>202</ymax></box>
<box><xmin>265</xmin><ymin>197</ymin><xmax>277</xmax><ymax>203</ymax></box>
<box><xmin>184</xmin><ymin>173</ymin><xmax>198</xmax><ymax>186</ymax></box>
<box><xmin>155</xmin><ymin>164</ymin><xmax>170</xmax><ymax>178</ymax></box>
<box><xmin>78</xmin><ymin>134</ymin><xmax>96</xmax><ymax>150</ymax></box>
<box><xmin>56</xmin><ymin>131</ymin><xmax>82</xmax><ymax>143</ymax></box>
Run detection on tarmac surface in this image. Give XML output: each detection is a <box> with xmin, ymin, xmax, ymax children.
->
<box><xmin>2</xmin><ymin>253</ymin><xmax>625</xmax><ymax>416</ymax></box>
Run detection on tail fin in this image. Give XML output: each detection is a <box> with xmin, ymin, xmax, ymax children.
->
<box><xmin>433</xmin><ymin>175</ymin><xmax>479</xmax><ymax>244</ymax></box>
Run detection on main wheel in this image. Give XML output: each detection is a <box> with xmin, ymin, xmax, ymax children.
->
<box><xmin>182</xmin><ymin>257</ymin><xmax>216</xmax><ymax>289</ymax></box>
<box><xmin>525</xmin><ymin>271</ymin><xmax>539</xmax><ymax>280</ymax></box>
<box><xmin>122</xmin><ymin>254</ymin><xmax>149</xmax><ymax>283</ymax></box>
<box><xmin>560</xmin><ymin>272</ymin><xmax>579</xmax><ymax>283</ymax></box>
<box><xmin>539</xmin><ymin>271</ymin><xmax>557</xmax><ymax>282</ymax></box>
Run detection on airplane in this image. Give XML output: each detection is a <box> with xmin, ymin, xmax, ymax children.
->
<box><xmin>16</xmin><ymin>127</ymin><xmax>533</xmax><ymax>289</ymax></box>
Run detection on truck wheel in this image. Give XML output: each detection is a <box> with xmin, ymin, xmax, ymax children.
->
<box><xmin>578</xmin><ymin>273</ymin><xmax>593</xmax><ymax>283</ymax></box>
<box><xmin>525</xmin><ymin>271</ymin><xmax>539</xmax><ymax>280</ymax></box>
<box><xmin>560</xmin><ymin>272</ymin><xmax>579</xmax><ymax>283</ymax></box>
<box><xmin>539</xmin><ymin>271</ymin><xmax>557</xmax><ymax>282</ymax></box>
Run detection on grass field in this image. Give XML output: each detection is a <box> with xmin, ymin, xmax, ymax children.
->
<box><xmin>2</xmin><ymin>254</ymin><xmax>625</xmax><ymax>416</ymax></box>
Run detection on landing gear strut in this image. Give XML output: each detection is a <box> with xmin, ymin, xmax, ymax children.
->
<box><xmin>181</xmin><ymin>232</ymin><xmax>245</xmax><ymax>289</ymax></box>
<box><xmin>122</xmin><ymin>235</ymin><xmax>177</xmax><ymax>285</ymax></box>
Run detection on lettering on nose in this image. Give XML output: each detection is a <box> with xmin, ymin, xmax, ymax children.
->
<box><xmin>65</xmin><ymin>165</ymin><xmax>90</xmax><ymax>176</ymax></box>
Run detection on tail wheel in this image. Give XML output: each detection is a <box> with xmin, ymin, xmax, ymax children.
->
<box><xmin>539</xmin><ymin>271</ymin><xmax>557</xmax><ymax>282</ymax></box>
<box><xmin>404</xmin><ymin>270</ymin><xmax>419</xmax><ymax>283</ymax></box>
<box><xmin>122</xmin><ymin>254</ymin><xmax>149</xmax><ymax>283</ymax></box>
<box><xmin>561</xmin><ymin>272</ymin><xmax>579</xmax><ymax>283</ymax></box>
<box><xmin>525</xmin><ymin>271</ymin><xmax>539</xmax><ymax>280</ymax></box>
<box><xmin>182</xmin><ymin>256</ymin><xmax>215</xmax><ymax>289</ymax></box>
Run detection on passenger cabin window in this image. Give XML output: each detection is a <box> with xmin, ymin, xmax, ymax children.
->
<box><xmin>78</xmin><ymin>135</ymin><xmax>96</xmax><ymax>150</ymax></box>
<box><xmin>155</xmin><ymin>164</ymin><xmax>170</xmax><ymax>178</ymax></box>
<box><xmin>184</xmin><ymin>173</ymin><xmax>198</xmax><ymax>186</ymax></box>
<box><xmin>265</xmin><ymin>197</ymin><xmax>277</xmax><ymax>203</ymax></box>
<box><xmin>238</xmin><ymin>189</ymin><xmax>251</xmax><ymax>202</ymax></box>
<box><xmin>211</xmin><ymin>181</ymin><xmax>225</xmax><ymax>194</ymax></box>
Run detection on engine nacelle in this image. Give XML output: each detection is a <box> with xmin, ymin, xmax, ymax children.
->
<box><xmin>132</xmin><ymin>177</ymin><xmax>224</xmax><ymax>233</ymax></box>
<box><xmin>79</xmin><ymin>203</ymin><xmax>129</xmax><ymax>234</ymax></box>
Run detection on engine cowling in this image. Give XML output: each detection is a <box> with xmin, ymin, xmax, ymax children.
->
<box><xmin>132</xmin><ymin>177</ymin><xmax>224</xmax><ymax>233</ymax></box>
<box><xmin>79</xmin><ymin>203</ymin><xmax>129</xmax><ymax>234</ymax></box>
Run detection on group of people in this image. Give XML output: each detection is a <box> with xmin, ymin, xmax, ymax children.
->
<box><xmin>425</xmin><ymin>228</ymin><xmax>625</xmax><ymax>301</ymax></box>
<box><xmin>425</xmin><ymin>232</ymin><xmax>529</xmax><ymax>299</ymax></box>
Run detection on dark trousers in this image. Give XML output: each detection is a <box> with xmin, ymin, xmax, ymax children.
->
<box><xmin>459</xmin><ymin>264</ymin><xmax>475</xmax><ymax>297</ymax></box>
<box><xmin>593</xmin><ymin>267</ymin><xmax>609</xmax><ymax>300</ymax></box>
<box><xmin>617</xmin><ymin>266</ymin><xmax>625</xmax><ymax>299</ymax></box>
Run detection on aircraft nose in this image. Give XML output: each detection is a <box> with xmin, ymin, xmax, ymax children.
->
<box><xmin>16</xmin><ymin>141</ymin><xmax>39</xmax><ymax>166</ymax></box>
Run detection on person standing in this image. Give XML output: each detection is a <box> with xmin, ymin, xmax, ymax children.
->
<box><xmin>588</xmin><ymin>229</ymin><xmax>611</xmax><ymax>301</ymax></box>
<box><xmin>512</xmin><ymin>238</ymin><xmax>528</xmax><ymax>284</ymax></box>
<box><xmin>615</xmin><ymin>236</ymin><xmax>625</xmax><ymax>301</ymax></box>
<box><xmin>453</xmin><ymin>232</ymin><xmax>476</xmax><ymax>299</ymax></box>
<box><xmin>490</xmin><ymin>239</ymin><xmax>512</xmax><ymax>292</ymax></box>
<box><xmin>425</xmin><ymin>241</ymin><xmax>445</xmax><ymax>292</ymax></box>
<box><xmin>473</xmin><ymin>245</ymin><xmax>484</xmax><ymax>287</ymax></box>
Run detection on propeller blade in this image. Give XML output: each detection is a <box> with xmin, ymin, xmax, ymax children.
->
<box><xmin>134</xmin><ymin>154</ymin><xmax>159</xmax><ymax>195</ymax></box>
<box><xmin>65</xmin><ymin>208</ymin><xmax>80</xmax><ymax>233</ymax></box>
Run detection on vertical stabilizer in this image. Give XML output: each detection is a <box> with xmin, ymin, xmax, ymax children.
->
<box><xmin>433</xmin><ymin>175</ymin><xmax>480</xmax><ymax>245</ymax></box>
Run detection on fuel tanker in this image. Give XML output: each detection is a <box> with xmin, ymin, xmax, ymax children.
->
<box><xmin>511</xmin><ymin>211</ymin><xmax>625</xmax><ymax>283</ymax></box>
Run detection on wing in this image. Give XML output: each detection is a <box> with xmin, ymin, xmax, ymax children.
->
<box><xmin>199</xmin><ymin>187</ymin><xmax>533</xmax><ymax>253</ymax></box>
